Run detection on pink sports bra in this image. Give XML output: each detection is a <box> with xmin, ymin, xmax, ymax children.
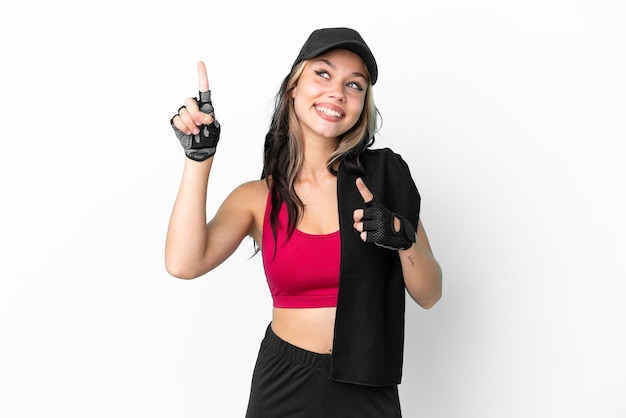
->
<box><xmin>262</xmin><ymin>194</ymin><xmax>341</xmax><ymax>308</ymax></box>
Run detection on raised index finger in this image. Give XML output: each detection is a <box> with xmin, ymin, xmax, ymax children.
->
<box><xmin>197</xmin><ymin>61</ymin><xmax>209</xmax><ymax>93</ymax></box>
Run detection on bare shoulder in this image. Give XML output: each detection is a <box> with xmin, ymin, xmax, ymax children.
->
<box><xmin>216</xmin><ymin>179</ymin><xmax>268</xmax><ymax>242</ymax></box>
<box><xmin>227</xmin><ymin>179</ymin><xmax>269</xmax><ymax>205</ymax></box>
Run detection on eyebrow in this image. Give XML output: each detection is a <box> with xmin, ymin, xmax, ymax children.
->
<box><xmin>314</xmin><ymin>58</ymin><xmax>368</xmax><ymax>81</ymax></box>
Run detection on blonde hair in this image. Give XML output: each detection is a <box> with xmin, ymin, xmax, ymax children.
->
<box><xmin>261</xmin><ymin>58</ymin><xmax>380</xmax><ymax>244</ymax></box>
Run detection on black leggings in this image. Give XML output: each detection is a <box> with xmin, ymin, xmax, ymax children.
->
<box><xmin>245</xmin><ymin>324</ymin><xmax>402</xmax><ymax>417</ymax></box>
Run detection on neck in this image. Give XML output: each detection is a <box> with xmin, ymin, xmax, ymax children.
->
<box><xmin>299</xmin><ymin>136</ymin><xmax>338</xmax><ymax>182</ymax></box>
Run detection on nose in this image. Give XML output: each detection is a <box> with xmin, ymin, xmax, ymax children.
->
<box><xmin>327</xmin><ymin>81</ymin><xmax>346</xmax><ymax>102</ymax></box>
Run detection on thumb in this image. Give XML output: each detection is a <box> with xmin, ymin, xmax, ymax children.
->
<box><xmin>355</xmin><ymin>178</ymin><xmax>374</xmax><ymax>203</ymax></box>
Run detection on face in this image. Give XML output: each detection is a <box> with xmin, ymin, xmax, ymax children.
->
<box><xmin>291</xmin><ymin>48</ymin><xmax>369</xmax><ymax>142</ymax></box>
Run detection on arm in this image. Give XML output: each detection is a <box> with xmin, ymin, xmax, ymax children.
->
<box><xmin>164</xmin><ymin>61</ymin><xmax>256</xmax><ymax>279</ymax></box>
<box><xmin>352</xmin><ymin>178</ymin><xmax>442</xmax><ymax>309</ymax></box>
<box><xmin>399</xmin><ymin>219</ymin><xmax>442</xmax><ymax>309</ymax></box>
<box><xmin>165</xmin><ymin>163</ymin><xmax>257</xmax><ymax>279</ymax></box>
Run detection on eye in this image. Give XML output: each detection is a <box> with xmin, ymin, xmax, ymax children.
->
<box><xmin>347</xmin><ymin>81</ymin><xmax>364</xmax><ymax>91</ymax></box>
<box><xmin>315</xmin><ymin>70</ymin><xmax>330</xmax><ymax>79</ymax></box>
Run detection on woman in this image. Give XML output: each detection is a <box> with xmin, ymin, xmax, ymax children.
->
<box><xmin>166</xmin><ymin>27</ymin><xmax>442</xmax><ymax>417</ymax></box>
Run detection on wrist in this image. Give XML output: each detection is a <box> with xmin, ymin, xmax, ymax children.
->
<box><xmin>183</xmin><ymin>154</ymin><xmax>214</xmax><ymax>173</ymax></box>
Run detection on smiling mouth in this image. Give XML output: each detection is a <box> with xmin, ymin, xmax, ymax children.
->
<box><xmin>315</xmin><ymin>105</ymin><xmax>344</xmax><ymax>118</ymax></box>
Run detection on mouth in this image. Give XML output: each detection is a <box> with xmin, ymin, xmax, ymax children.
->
<box><xmin>315</xmin><ymin>105</ymin><xmax>344</xmax><ymax>119</ymax></box>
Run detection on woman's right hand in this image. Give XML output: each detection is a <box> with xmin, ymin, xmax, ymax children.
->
<box><xmin>170</xmin><ymin>61</ymin><xmax>221</xmax><ymax>161</ymax></box>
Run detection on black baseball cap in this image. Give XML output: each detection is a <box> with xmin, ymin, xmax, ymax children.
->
<box><xmin>293</xmin><ymin>27</ymin><xmax>378</xmax><ymax>85</ymax></box>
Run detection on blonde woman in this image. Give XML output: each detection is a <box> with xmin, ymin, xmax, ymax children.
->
<box><xmin>166</xmin><ymin>27</ymin><xmax>442</xmax><ymax>417</ymax></box>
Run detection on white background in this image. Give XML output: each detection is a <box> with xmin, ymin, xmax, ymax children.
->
<box><xmin>1</xmin><ymin>0</ymin><xmax>625</xmax><ymax>417</ymax></box>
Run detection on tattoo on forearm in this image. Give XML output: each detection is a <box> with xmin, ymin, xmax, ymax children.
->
<box><xmin>408</xmin><ymin>255</ymin><xmax>415</xmax><ymax>267</ymax></box>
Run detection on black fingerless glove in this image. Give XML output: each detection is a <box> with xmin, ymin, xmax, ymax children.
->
<box><xmin>170</xmin><ymin>90</ymin><xmax>221</xmax><ymax>161</ymax></box>
<box><xmin>362</xmin><ymin>198</ymin><xmax>416</xmax><ymax>250</ymax></box>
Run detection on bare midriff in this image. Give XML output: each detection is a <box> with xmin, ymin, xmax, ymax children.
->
<box><xmin>271</xmin><ymin>307</ymin><xmax>336</xmax><ymax>354</ymax></box>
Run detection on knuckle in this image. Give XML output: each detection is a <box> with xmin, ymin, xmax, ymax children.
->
<box><xmin>173</xmin><ymin>117</ymin><xmax>188</xmax><ymax>132</ymax></box>
<box><xmin>185</xmin><ymin>97</ymin><xmax>199</xmax><ymax>109</ymax></box>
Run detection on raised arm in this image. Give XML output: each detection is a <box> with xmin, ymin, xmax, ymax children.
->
<box><xmin>165</xmin><ymin>62</ymin><xmax>258</xmax><ymax>279</ymax></box>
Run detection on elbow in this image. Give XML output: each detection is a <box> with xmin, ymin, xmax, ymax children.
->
<box><xmin>408</xmin><ymin>288</ymin><xmax>442</xmax><ymax>310</ymax></box>
<box><xmin>418</xmin><ymin>291</ymin><xmax>442</xmax><ymax>309</ymax></box>
<box><xmin>165</xmin><ymin>265</ymin><xmax>197</xmax><ymax>280</ymax></box>
<box><xmin>165</xmin><ymin>258</ymin><xmax>204</xmax><ymax>280</ymax></box>
<box><xmin>411</xmin><ymin>269</ymin><xmax>443</xmax><ymax>309</ymax></box>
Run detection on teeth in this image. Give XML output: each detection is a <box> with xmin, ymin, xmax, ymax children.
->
<box><xmin>316</xmin><ymin>106</ymin><xmax>342</xmax><ymax>118</ymax></box>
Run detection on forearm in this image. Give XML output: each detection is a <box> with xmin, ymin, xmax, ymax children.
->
<box><xmin>400</xmin><ymin>234</ymin><xmax>442</xmax><ymax>309</ymax></box>
<box><xmin>352</xmin><ymin>178</ymin><xmax>443</xmax><ymax>307</ymax></box>
<box><xmin>165</xmin><ymin>157</ymin><xmax>213</xmax><ymax>278</ymax></box>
